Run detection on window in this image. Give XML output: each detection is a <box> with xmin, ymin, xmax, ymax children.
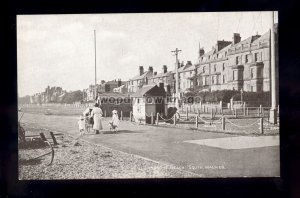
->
<box><xmin>222</xmin><ymin>75</ymin><xmax>225</xmax><ymax>83</ymax></box>
<box><xmin>254</xmin><ymin>53</ymin><xmax>258</xmax><ymax>62</ymax></box>
<box><xmin>245</xmin><ymin>54</ymin><xmax>249</xmax><ymax>63</ymax></box>
<box><xmin>251</xmin><ymin>68</ymin><xmax>255</xmax><ymax>79</ymax></box>
<box><xmin>251</xmin><ymin>86</ymin><xmax>254</xmax><ymax>92</ymax></box>
<box><xmin>233</xmin><ymin>70</ymin><xmax>237</xmax><ymax>80</ymax></box>
<box><xmin>236</xmin><ymin>56</ymin><xmax>239</xmax><ymax>65</ymax></box>
<box><xmin>212</xmin><ymin>76</ymin><xmax>214</xmax><ymax>84</ymax></box>
<box><xmin>203</xmin><ymin>66</ymin><xmax>206</xmax><ymax>73</ymax></box>
<box><xmin>190</xmin><ymin>71</ymin><xmax>192</xmax><ymax>76</ymax></box>
<box><xmin>214</xmin><ymin>64</ymin><xmax>217</xmax><ymax>72</ymax></box>
<box><xmin>137</xmin><ymin>98</ymin><xmax>140</xmax><ymax>103</ymax></box>
<box><xmin>225</xmin><ymin>52</ymin><xmax>227</xmax><ymax>57</ymax></box>
<box><xmin>222</xmin><ymin>63</ymin><xmax>225</xmax><ymax>71</ymax></box>
<box><xmin>257</xmin><ymin>68</ymin><xmax>263</xmax><ymax>78</ymax></box>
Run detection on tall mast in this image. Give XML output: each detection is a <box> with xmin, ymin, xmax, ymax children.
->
<box><xmin>94</xmin><ymin>30</ymin><xmax>97</xmax><ymax>100</ymax></box>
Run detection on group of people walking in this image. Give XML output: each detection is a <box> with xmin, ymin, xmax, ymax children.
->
<box><xmin>78</xmin><ymin>101</ymin><xmax>119</xmax><ymax>135</ymax></box>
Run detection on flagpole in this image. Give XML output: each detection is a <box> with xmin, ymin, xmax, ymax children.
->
<box><xmin>94</xmin><ymin>30</ymin><xmax>97</xmax><ymax>100</ymax></box>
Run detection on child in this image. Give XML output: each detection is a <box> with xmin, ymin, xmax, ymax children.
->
<box><xmin>78</xmin><ymin>115</ymin><xmax>86</xmax><ymax>135</ymax></box>
<box><xmin>109</xmin><ymin>110</ymin><xmax>119</xmax><ymax>132</ymax></box>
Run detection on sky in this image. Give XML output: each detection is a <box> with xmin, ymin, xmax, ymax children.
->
<box><xmin>17</xmin><ymin>11</ymin><xmax>278</xmax><ymax>97</ymax></box>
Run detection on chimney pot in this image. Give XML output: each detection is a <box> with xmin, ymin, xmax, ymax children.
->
<box><xmin>139</xmin><ymin>66</ymin><xmax>144</xmax><ymax>76</ymax></box>
<box><xmin>148</xmin><ymin>66</ymin><xmax>153</xmax><ymax>73</ymax></box>
<box><xmin>162</xmin><ymin>65</ymin><xmax>168</xmax><ymax>73</ymax></box>
<box><xmin>233</xmin><ymin>33</ymin><xmax>241</xmax><ymax>45</ymax></box>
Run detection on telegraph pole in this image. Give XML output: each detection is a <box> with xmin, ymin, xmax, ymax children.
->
<box><xmin>171</xmin><ymin>48</ymin><xmax>181</xmax><ymax>109</ymax></box>
<box><xmin>94</xmin><ymin>30</ymin><xmax>97</xmax><ymax>100</ymax></box>
<box><xmin>269</xmin><ymin>11</ymin><xmax>277</xmax><ymax>124</ymax></box>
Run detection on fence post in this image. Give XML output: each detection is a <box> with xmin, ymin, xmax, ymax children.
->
<box><xmin>200</xmin><ymin>101</ymin><xmax>202</xmax><ymax>111</ymax></box>
<box><xmin>259</xmin><ymin>105</ymin><xmax>262</xmax><ymax>114</ymax></box>
<box><xmin>186</xmin><ymin>107</ymin><xmax>189</xmax><ymax>120</ymax></box>
<box><xmin>246</xmin><ymin>107</ymin><xmax>249</xmax><ymax>116</ymax></box>
<box><xmin>235</xmin><ymin>108</ymin><xmax>237</xmax><ymax>118</ymax></box>
<box><xmin>257</xmin><ymin>107</ymin><xmax>260</xmax><ymax>117</ymax></box>
<box><xmin>211</xmin><ymin>109</ymin><xmax>213</xmax><ymax>119</ymax></box>
<box><xmin>121</xmin><ymin>111</ymin><xmax>123</xmax><ymax>120</ymax></box>
<box><xmin>151</xmin><ymin>112</ymin><xmax>154</xmax><ymax>125</ymax></box>
<box><xmin>173</xmin><ymin>114</ymin><xmax>176</xmax><ymax>125</ymax></box>
<box><xmin>195</xmin><ymin>116</ymin><xmax>198</xmax><ymax>128</ymax></box>
<box><xmin>222</xmin><ymin>116</ymin><xmax>225</xmax><ymax>131</ymax></box>
<box><xmin>260</xmin><ymin>118</ymin><xmax>264</xmax><ymax>134</ymax></box>
<box><xmin>220</xmin><ymin>101</ymin><xmax>222</xmax><ymax>111</ymax></box>
<box><xmin>243</xmin><ymin>102</ymin><xmax>246</xmax><ymax>116</ymax></box>
<box><xmin>198</xmin><ymin>109</ymin><xmax>200</xmax><ymax>117</ymax></box>
<box><xmin>130</xmin><ymin>111</ymin><xmax>132</xmax><ymax>122</ymax></box>
<box><xmin>156</xmin><ymin>113</ymin><xmax>159</xmax><ymax>125</ymax></box>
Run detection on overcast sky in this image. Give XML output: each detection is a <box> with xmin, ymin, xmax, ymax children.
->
<box><xmin>17</xmin><ymin>11</ymin><xmax>278</xmax><ymax>97</ymax></box>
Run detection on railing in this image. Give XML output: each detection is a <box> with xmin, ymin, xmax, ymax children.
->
<box><xmin>128</xmin><ymin>106</ymin><xmax>279</xmax><ymax>135</ymax></box>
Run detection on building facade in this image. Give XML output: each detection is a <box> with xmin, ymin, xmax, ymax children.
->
<box><xmin>127</xmin><ymin>26</ymin><xmax>278</xmax><ymax>96</ymax></box>
<box><xmin>127</xmin><ymin>66</ymin><xmax>154</xmax><ymax>93</ymax></box>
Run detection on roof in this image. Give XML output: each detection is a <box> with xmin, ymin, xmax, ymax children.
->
<box><xmin>114</xmin><ymin>84</ymin><xmax>125</xmax><ymax>89</ymax></box>
<box><xmin>149</xmin><ymin>71</ymin><xmax>172</xmax><ymax>79</ymax></box>
<box><xmin>252</xmin><ymin>30</ymin><xmax>270</xmax><ymax>45</ymax></box>
<box><xmin>130</xmin><ymin>85</ymin><xmax>157</xmax><ymax>97</ymax></box>
<box><xmin>230</xmin><ymin>34</ymin><xmax>261</xmax><ymax>49</ymax></box>
<box><xmin>201</xmin><ymin>48</ymin><xmax>216</xmax><ymax>57</ymax></box>
<box><xmin>129</xmin><ymin>71</ymin><xmax>151</xmax><ymax>81</ymax></box>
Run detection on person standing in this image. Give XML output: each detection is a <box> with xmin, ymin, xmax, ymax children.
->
<box><xmin>91</xmin><ymin>103</ymin><xmax>103</xmax><ymax>134</ymax></box>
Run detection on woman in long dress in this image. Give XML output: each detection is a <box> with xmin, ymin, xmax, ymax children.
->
<box><xmin>91</xmin><ymin>103</ymin><xmax>103</xmax><ymax>134</ymax></box>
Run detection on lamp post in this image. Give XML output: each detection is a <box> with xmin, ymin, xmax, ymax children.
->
<box><xmin>171</xmin><ymin>48</ymin><xmax>182</xmax><ymax>109</ymax></box>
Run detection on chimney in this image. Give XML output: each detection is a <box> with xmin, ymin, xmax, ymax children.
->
<box><xmin>139</xmin><ymin>66</ymin><xmax>144</xmax><ymax>76</ymax></box>
<box><xmin>181</xmin><ymin>61</ymin><xmax>184</xmax><ymax>67</ymax></box>
<box><xmin>159</xmin><ymin>82</ymin><xmax>164</xmax><ymax>89</ymax></box>
<box><xmin>233</xmin><ymin>33</ymin><xmax>241</xmax><ymax>45</ymax></box>
<box><xmin>199</xmin><ymin>48</ymin><xmax>205</xmax><ymax>57</ymax></box>
<box><xmin>154</xmin><ymin>71</ymin><xmax>157</xmax><ymax>76</ymax></box>
<box><xmin>118</xmin><ymin>79</ymin><xmax>122</xmax><ymax>87</ymax></box>
<box><xmin>162</xmin><ymin>65</ymin><xmax>167</xmax><ymax>73</ymax></box>
<box><xmin>148</xmin><ymin>66</ymin><xmax>153</xmax><ymax>73</ymax></box>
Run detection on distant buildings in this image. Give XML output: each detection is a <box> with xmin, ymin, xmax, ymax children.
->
<box><xmin>83</xmin><ymin>79</ymin><xmax>126</xmax><ymax>101</ymax></box>
<box><xmin>30</xmin><ymin>86</ymin><xmax>66</xmax><ymax>104</ymax></box>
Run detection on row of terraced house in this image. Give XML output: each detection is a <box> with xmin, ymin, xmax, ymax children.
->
<box><xmin>127</xmin><ymin>24</ymin><xmax>278</xmax><ymax>97</ymax></box>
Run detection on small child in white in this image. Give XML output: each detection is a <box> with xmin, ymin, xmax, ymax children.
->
<box><xmin>109</xmin><ymin>110</ymin><xmax>119</xmax><ymax>132</ymax></box>
<box><xmin>78</xmin><ymin>115</ymin><xmax>86</xmax><ymax>135</ymax></box>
